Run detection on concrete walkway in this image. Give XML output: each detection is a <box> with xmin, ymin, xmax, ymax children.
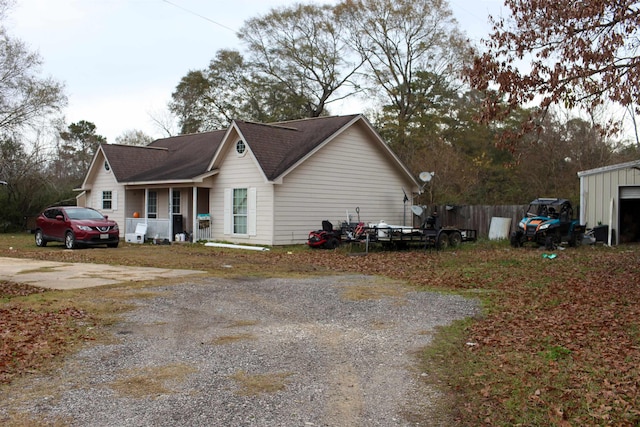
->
<box><xmin>0</xmin><ymin>257</ymin><xmax>206</xmax><ymax>290</ymax></box>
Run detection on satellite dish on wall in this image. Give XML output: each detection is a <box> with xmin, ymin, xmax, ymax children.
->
<box><xmin>419</xmin><ymin>171</ymin><xmax>433</xmax><ymax>183</ymax></box>
<box><xmin>411</xmin><ymin>205</ymin><xmax>424</xmax><ymax>217</ymax></box>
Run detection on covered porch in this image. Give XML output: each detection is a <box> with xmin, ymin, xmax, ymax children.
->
<box><xmin>123</xmin><ymin>186</ymin><xmax>212</xmax><ymax>242</ymax></box>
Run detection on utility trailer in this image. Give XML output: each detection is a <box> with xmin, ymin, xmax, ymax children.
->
<box><xmin>308</xmin><ymin>208</ymin><xmax>477</xmax><ymax>250</ymax></box>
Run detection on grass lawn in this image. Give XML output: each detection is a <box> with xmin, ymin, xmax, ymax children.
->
<box><xmin>1</xmin><ymin>232</ymin><xmax>639</xmax><ymax>425</ymax></box>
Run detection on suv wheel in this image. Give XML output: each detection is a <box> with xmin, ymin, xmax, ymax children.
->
<box><xmin>65</xmin><ymin>231</ymin><xmax>76</xmax><ymax>249</ymax></box>
<box><xmin>35</xmin><ymin>229</ymin><xmax>47</xmax><ymax>247</ymax></box>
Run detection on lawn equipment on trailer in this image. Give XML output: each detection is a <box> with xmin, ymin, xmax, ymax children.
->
<box><xmin>307</xmin><ymin>220</ymin><xmax>343</xmax><ymax>249</ymax></box>
<box><xmin>307</xmin><ymin>207</ymin><xmax>476</xmax><ymax>250</ymax></box>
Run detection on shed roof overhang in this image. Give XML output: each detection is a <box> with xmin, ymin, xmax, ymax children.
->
<box><xmin>577</xmin><ymin>159</ymin><xmax>640</xmax><ymax>178</ymax></box>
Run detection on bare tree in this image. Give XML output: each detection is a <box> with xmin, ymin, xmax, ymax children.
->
<box><xmin>239</xmin><ymin>3</ymin><xmax>365</xmax><ymax>118</ymax></box>
<box><xmin>0</xmin><ymin>27</ymin><xmax>66</xmax><ymax>134</ymax></box>
<box><xmin>338</xmin><ymin>0</ymin><xmax>469</xmax><ymax>137</ymax></box>
<box><xmin>147</xmin><ymin>107</ymin><xmax>178</xmax><ymax>138</ymax></box>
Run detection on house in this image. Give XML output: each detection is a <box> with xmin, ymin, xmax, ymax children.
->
<box><xmin>76</xmin><ymin>114</ymin><xmax>420</xmax><ymax>246</ymax></box>
<box><xmin>577</xmin><ymin>159</ymin><xmax>640</xmax><ymax>245</ymax></box>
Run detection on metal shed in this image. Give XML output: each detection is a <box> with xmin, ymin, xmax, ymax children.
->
<box><xmin>577</xmin><ymin>159</ymin><xmax>640</xmax><ymax>245</ymax></box>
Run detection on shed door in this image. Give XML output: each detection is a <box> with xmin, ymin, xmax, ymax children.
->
<box><xmin>619</xmin><ymin>186</ymin><xmax>640</xmax><ymax>244</ymax></box>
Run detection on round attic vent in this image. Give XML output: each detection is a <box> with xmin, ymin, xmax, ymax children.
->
<box><xmin>236</xmin><ymin>140</ymin><xmax>246</xmax><ymax>155</ymax></box>
<box><xmin>104</xmin><ymin>160</ymin><xmax>110</xmax><ymax>171</ymax></box>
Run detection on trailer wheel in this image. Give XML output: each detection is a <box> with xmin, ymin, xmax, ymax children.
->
<box><xmin>448</xmin><ymin>231</ymin><xmax>462</xmax><ymax>248</ymax></box>
<box><xmin>436</xmin><ymin>232</ymin><xmax>449</xmax><ymax>250</ymax></box>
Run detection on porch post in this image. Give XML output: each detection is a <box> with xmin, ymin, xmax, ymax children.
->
<box><xmin>144</xmin><ymin>188</ymin><xmax>149</xmax><ymax>224</ymax></box>
<box><xmin>169</xmin><ymin>187</ymin><xmax>173</xmax><ymax>241</ymax></box>
<box><xmin>192</xmin><ymin>186</ymin><xmax>198</xmax><ymax>241</ymax></box>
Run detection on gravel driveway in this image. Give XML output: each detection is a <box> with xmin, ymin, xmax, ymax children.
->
<box><xmin>2</xmin><ymin>274</ymin><xmax>478</xmax><ymax>426</ymax></box>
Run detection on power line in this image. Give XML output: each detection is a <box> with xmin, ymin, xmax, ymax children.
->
<box><xmin>161</xmin><ymin>0</ymin><xmax>236</xmax><ymax>33</ymax></box>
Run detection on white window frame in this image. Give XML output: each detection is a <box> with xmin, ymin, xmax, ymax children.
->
<box><xmin>224</xmin><ymin>187</ymin><xmax>256</xmax><ymax>236</ymax></box>
<box><xmin>102</xmin><ymin>191</ymin><xmax>112</xmax><ymax>210</ymax></box>
<box><xmin>233</xmin><ymin>188</ymin><xmax>247</xmax><ymax>234</ymax></box>
<box><xmin>101</xmin><ymin>190</ymin><xmax>117</xmax><ymax>211</ymax></box>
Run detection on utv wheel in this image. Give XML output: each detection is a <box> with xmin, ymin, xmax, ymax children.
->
<box><xmin>35</xmin><ymin>229</ymin><xmax>47</xmax><ymax>247</ymax></box>
<box><xmin>544</xmin><ymin>235</ymin><xmax>555</xmax><ymax>251</ymax></box>
<box><xmin>448</xmin><ymin>231</ymin><xmax>462</xmax><ymax>248</ymax></box>
<box><xmin>65</xmin><ymin>231</ymin><xmax>76</xmax><ymax>249</ymax></box>
<box><xmin>510</xmin><ymin>232</ymin><xmax>522</xmax><ymax>248</ymax></box>
<box><xmin>568</xmin><ymin>231</ymin><xmax>582</xmax><ymax>247</ymax></box>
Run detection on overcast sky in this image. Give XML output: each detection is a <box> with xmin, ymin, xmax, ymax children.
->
<box><xmin>7</xmin><ymin>0</ymin><xmax>505</xmax><ymax>143</ymax></box>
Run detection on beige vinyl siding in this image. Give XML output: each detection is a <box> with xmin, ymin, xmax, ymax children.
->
<box><xmin>87</xmin><ymin>154</ymin><xmax>126</xmax><ymax>235</ymax></box>
<box><xmin>211</xmin><ymin>138</ymin><xmax>275</xmax><ymax>245</ymax></box>
<box><xmin>273</xmin><ymin>123</ymin><xmax>414</xmax><ymax>245</ymax></box>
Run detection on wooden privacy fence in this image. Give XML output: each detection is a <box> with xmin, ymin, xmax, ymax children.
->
<box><xmin>417</xmin><ymin>205</ymin><xmax>528</xmax><ymax>239</ymax></box>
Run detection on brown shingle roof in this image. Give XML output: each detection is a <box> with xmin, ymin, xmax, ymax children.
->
<box><xmin>102</xmin><ymin>131</ymin><xmax>225</xmax><ymax>183</ymax></box>
<box><xmin>99</xmin><ymin>115</ymin><xmax>364</xmax><ymax>184</ymax></box>
<box><xmin>100</xmin><ymin>144</ymin><xmax>168</xmax><ymax>181</ymax></box>
<box><xmin>234</xmin><ymin>114</ymin><xmax>359</xmax><ymax>180</ymax></box>
<box><xmin>128</xmin><ymin>131</ymin><xmax>225</xmax><ymax>181</ymax></box>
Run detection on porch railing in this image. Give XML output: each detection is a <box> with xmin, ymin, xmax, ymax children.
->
<box><xmin>194</xmin><ymin>215</ymin><xmax>212</xmax><ymax>242</ymax></box>
<box><xmin>194</xmin><ymin>225</ymin><xmax>212</xmax><ymax>241</ymax></box>
<box><xmin>125</xmin><ymin>217</ymin><xmax>213</xmax><ymax>242</ymax></box>
<box><xmin>125</xmin><ymin>218</ymin><xmax>170</xmax><ymax>241</ymax></box>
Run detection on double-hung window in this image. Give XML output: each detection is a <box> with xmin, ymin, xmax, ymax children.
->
<box><xmin>224</xmin><ymin>187</ymin><xmax>256</xmax><ymax>236</ymax></box>
<box><xmin>102</xmin><ymin>191</ymin><xmax>112</xmax><ymax>210</ymax></box>
<box><xmin>233</xmin><ymin>188</ymin><xmax>247</xmax><ymax>234</ymax></box>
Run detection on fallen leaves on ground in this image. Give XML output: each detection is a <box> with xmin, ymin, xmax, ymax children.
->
<box><xmin>1</xmin><ymin>239</ymin><xmax>639</xmax><ymax>425</ymax></box>
<box><xmin>0</xmin><ymin>281</ymin><xmax>94</xmax><ymax>384</ymax></box>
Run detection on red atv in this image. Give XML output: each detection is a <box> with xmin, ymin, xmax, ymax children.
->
<box><xmin>307</xmin><ymin>220</ymin><xmax>342</xmax><ymax>249</ymax></box>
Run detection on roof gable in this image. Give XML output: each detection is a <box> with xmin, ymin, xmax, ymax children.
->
<box><xmin>213</xmin><ymin>115</ymin><xmax>361</xmax><ymax>180</ymax></box>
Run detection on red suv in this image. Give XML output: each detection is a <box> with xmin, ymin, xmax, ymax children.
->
<box><xmin>35</xmin><ymin>206</ymin><xmax>119</xmax><ymax>249</ymax></box>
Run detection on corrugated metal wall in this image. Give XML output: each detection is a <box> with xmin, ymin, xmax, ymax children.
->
<box><xmin>583</xmin><ymin>169</ymin><xmax>640</xmax><ymax>224</ymax></box>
